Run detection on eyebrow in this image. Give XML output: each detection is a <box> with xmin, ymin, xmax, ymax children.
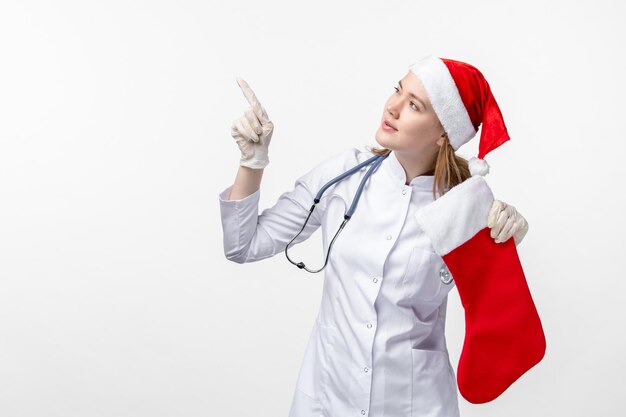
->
<box><xmin>398</xmin><ymin>80</ymin><xmax>427</xmax><ymax>109</ymax></box>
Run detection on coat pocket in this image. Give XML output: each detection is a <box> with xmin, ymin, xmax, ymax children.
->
<box><xmin>402</xmin><ymin>247</ymin><xmax>444</xmax><ymax>303</ymax></box>
<box><xmin>294</xmin><ymin>320</ymin><xmax>337</xmax><ymax>405</ymax></box>
<box><xmin>410</xmin><ymin>348</ymin><xmax>460</xmax><ymax>417</ymax></box>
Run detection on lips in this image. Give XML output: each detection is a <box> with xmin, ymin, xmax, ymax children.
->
<box><xmin>384</xmin><ymin>120</ymin><xmax>398</xmax><ymax>131</ymax></box>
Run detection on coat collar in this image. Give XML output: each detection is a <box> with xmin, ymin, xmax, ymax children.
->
<box><xmin>382</xmin><ymin>150</ymin><xmax>436</xmax><ymax>191</ymax></box>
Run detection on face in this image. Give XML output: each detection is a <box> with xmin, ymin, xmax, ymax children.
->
<box><xmin>375</xmin><ymin>71</ymin><xmax>446</xmax><ymax>161</ymax></box>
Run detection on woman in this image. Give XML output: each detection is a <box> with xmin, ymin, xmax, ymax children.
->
<box><xmin>219</xmin><ymin>55</ymin><xmax>529</xmax><ymax>417</ymax></box>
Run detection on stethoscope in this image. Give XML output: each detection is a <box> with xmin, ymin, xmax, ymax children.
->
<box><xmin>283</xmin><ymin>152</ymin><xmax>454</xmax><ymax>285</ymax></box>
<box><xmin>284</xmin><ymin>152</ymin><xmax>388</xmax><ymax>273</ymax></box>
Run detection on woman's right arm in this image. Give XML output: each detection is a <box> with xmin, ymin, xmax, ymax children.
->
<box><xmin>220</xmin><ymin>77</ymin><xmax>323</xmax><ymax>263</ymax></box>
<box><xmin>219</xmin><ymin>79</ymin><xmax>365</xmax><ymax>264</ymax></box>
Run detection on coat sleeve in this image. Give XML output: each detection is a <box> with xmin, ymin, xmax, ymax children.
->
<box><xmin>218</xmin><ymin>171</ymin><xmax>322</xmax><ymax>264</ymax></box>
<box><xmin>218</xmin><ymin>147</ymin><xmax>359</xmax><ymax>264</ymax></box>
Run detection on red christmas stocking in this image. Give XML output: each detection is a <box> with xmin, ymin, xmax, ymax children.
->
<box><xmin>415</xmin><ymin>175</ymin><xmax>546</xmax><ymax>404</ymax></box>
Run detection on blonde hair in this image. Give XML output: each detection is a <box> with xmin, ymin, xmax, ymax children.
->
<box><xmin>365</xmin><ymin>134</ymin><xmax>471</xmax><ymax>200</ymax></box>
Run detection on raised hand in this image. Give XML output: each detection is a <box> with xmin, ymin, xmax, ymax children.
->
<box><xmin>230</xmin><ymin>77</ymin><xmax>274</xmax><ymax>169</ymax></box>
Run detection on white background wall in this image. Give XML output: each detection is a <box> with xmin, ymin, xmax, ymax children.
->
<box><xmin>1</xmin><ymin>0</ymin><xmax>624</xmax><ymax>416</ymax></box>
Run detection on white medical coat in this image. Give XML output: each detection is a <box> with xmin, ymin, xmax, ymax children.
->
<box><xmin>218</xmin><ymin>147</ymin><xmax>461</xmax><ymax>417</ymax></box>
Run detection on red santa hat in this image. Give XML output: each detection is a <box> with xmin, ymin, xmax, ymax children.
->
<box><xmin>409</xmin><ymin>55</ymin><xmax>510</xmax><ymax>177</ymax></box>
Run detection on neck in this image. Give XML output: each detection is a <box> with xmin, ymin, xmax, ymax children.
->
<box><xmin>395</xmin><ymin>151</ymin><xmax>436</xmax><ymax>183</ymax></box>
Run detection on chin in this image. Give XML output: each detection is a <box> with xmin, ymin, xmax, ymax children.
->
<box><xmin>374</xmin><ymin>130</ymin><xmax>387</xmax><ymax>145</ymax></box>
<box><xmin>374</xmin><ymin>130</ymin><xmax>395</xmax><ymax>150</ymax></box>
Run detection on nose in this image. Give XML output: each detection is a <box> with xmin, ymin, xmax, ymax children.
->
<box><xmin>386</xmin><ymin>97</ymin><xmax>400</xmax><ymax>117</ymax></box>
<box><xmin>386</xmin><ymin>105</ymin><xmax>399</xmax><ymax>119</ymax></box>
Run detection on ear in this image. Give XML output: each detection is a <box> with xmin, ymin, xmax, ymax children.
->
<box><xmin>436</xmin><ymin>133</ymin><xmax>446</xmax><ymax>147</ymax></box>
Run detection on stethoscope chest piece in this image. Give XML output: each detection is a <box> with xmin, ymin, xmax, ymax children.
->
<box><xmin>439</xmin><ymin>265</ymin><xmax>454</xmax><ymax>284</ymax></box>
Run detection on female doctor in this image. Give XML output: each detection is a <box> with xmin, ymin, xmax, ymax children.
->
<box><xmin>219</xmin><ymin>56</ymin><xmax>529</xmax><ymax>417</ymax></box>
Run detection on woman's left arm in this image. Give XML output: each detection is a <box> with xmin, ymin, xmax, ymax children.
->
<box><xmin>486</xmin><ymin>200</ymin><xmax>529</xmax><ymax>246</ymax></box>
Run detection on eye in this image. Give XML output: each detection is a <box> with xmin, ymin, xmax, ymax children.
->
<box><xmin>393</xmin><ymin>86</ymin><xmax>419</xmax><ymax>111</ymax></box>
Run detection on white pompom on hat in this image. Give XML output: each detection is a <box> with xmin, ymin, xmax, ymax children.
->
<box><xmin>409</xmin><ymin>55</ymin><xmax>511</xmax><ymax>177</ymax></box>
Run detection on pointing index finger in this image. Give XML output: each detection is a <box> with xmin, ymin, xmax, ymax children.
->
<box><xmin>236</xmin><ymin>77</ymin><xmax>269</xmax><ymax>124</ymax></box>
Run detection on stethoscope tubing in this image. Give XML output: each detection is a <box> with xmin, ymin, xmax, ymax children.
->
<box><xmin>285</xmin><ymin>153</ymin><xmax>389</xmax><ymax>273</ymax></box>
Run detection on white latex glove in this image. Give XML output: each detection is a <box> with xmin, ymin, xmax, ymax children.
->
<box><xmin>230</xmin><ymin>77</ymin><xmax>274</xmax><ymax>169</ymax></box>
<box><xmin>487</xmin><ymin>199</ymin><xmax>529</xmax><ymax>246</ymax></box>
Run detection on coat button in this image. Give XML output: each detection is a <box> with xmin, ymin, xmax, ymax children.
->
<box><xmin>386</xmin><ymin>234</ymin><xmax>392</xmax><ymax>240</ymax></box>
<box><xmin>361</xmin><ymin>410</ymin><xmax>366</xmax><ymax>415</ymax></box>
<box><xmin>372</xmin><ymin>277</ymin><xmax>378</xmax><ymax>283</ymax></box>
<box><xmin>364</xmin><ymin>366</ymin><xmax>369</xmax><ymax>373</ymax></box>
<box><xmin>366</xmin><ymin>323</ymin><xmax>373</xmax><ymax>328</ymax></box>
<box><xmin>402</xmin><ymin>189</ymin><xmax>407</xmax><ymax>195</ymax></box>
